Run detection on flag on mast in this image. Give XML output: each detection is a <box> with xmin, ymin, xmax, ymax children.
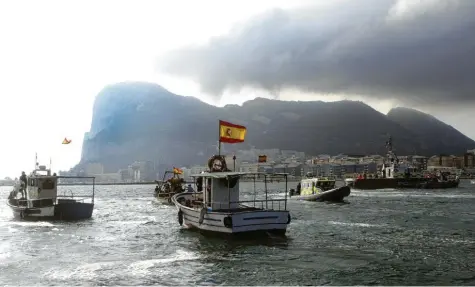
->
<box><xmin>218</xmin><ymin>120</ymin><xmax>246</xmax><ymax>144</ymax></box>
<box><xmin>62</xmin><ymin>138</ymin><xmax>72</xmax><ymax>144</ymax></box>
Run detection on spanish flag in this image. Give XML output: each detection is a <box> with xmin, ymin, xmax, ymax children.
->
<box><xmin>62</xmin><ymin>138</ymin><xmax>72</xmax><ymax>144</ymax></box>
<box><xmin>258</xmin><ymin>155</ymin><xmax>267</xmax><ymax>163</ymax></box>
<box><xmin>173</xmin><ymin>167</ymin><xmax>183</xmax><ymax>174</ymax></box>
<box><xmin>219</xmin><ymin>120</ymin><xmax>246</xmax><ymax>144</ymax></box>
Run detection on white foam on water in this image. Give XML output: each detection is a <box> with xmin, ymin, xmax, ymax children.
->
<box><xmin>0</xmin><ymin>221</ymin><xmax>55</xmax><ymax>227</ymax></box>
<box><xmin>44</xmin><ymin>261</ymin><xmax>120</xmax><ymax>281</ymax></box>
<box><xmin>327</xmin><ymin>221</ymin><xmax>386</xmax><ymax>228</ymax></box>
<box><xmin>128</xmin><ymin>250</ymin><xmax>200</xmax><ymax>276</ymax></box>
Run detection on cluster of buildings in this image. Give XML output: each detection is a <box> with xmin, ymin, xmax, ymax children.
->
<box><xmin>179</xmin><ymin>149</ymin><xmax>475</xmax><ymax>180</ymax></box>
<box><xmin>59</xmin><ymin>148</ymin><xmax>475</xmax><ymax>183</ymax></box>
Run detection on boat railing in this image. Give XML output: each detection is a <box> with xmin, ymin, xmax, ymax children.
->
<box><xmin>57</xmin><ymin>176</ymin><xmax>95</xmax><ymax>204</ymax></box>
<box><xmin>200</xmin><ymin>199</ymin><xmax>288</xmax><ymax>211</ymax></box>
<box><xmin>234</xmin><ymin>199</ymin><xmax>287</xmax><ymax>211</ymax></box>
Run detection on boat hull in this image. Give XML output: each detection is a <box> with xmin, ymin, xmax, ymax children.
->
<box><xmin>6</xmin><ymin>199</ymin><xmax>94</xmax><ymax>221</ymax></box>
<box><xmin>347</xmin><ymin>178</ymin><xmax>460</xmax><ymax>190</ymax></box>
<box><xmin>291</xmin><ymin>186</ymin><xmax>351</xmax><ymax>202</ymax></box>
<box><xmin>172</xmin><ymin>193</ymin><xmax>289</xmax><ymax>235</ymax></box>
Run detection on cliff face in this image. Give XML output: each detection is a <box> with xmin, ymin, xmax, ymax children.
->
<box><xmin>79</xmin><ymin>82</ymin><xmax>475</xmax><ymax>172</ymax></box>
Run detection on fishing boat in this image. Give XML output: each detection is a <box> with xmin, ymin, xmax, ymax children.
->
<box><xmin>344</xmin><ymin>136</ymin><xmax>460</xmax><ymax>190</ymax></box>
<box><xmin>154</xmin><ymin>169</ymin><xmax>187</xmax><ymax>205</ymax></box>
<box><xmin>6</xmin><ymin>163</ymin><xmax>95</xmax><ymax>220</ymax></box>
<box><xmin>171</xmin><ymin>155</ymin><xmax>291</xmax><ymax>235</ymax></box>
<box><xmin>289</xmin><ymin>175</ymin><xmax>350</xmax><ymax>202</ymax></box>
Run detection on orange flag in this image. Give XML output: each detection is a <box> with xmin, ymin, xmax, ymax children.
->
<box><xmin>62</xmin><ymin>138</ymin><xmax>72</xmax><ymax>144</ymax></box>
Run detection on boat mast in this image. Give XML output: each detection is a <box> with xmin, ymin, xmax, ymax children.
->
<box><xmin>385</xmin><ymin>135</ymin><xmax>398</xmax><ymax>169</ymax></box>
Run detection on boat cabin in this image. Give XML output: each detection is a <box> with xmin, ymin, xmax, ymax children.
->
<box><xmin>26</xmin><ymin>165</ymin><xmax>58</xmax><ymax>208</ymax></box>
<box><xmin>300</xmin><ymin>177</ymin><xmax>336</xmax><ymax>195</ymax></box>
<box><xmin>188</xmin><ymin>171</ymin><xmax>289</xmax><ymax>212</ymax></box>
<box><xmin>190</xmin><ymin>171</ymin><xmax>247</xmax><ymax>211</ymax></box>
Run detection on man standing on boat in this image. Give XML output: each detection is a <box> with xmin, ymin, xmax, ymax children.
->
<box><xmin>19</xmin><ymin>171</ymin><xmax>27</xmax><ymax>198</ymax></box>
<box><xmin>187</xmin><ymin>184</ymin><xmax>194</xmax><ymax>193</ymax></box>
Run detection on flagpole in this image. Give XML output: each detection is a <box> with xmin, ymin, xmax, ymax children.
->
<box><xmin>218</xmin><ymin>120</ymin><xmax>221</xmax><ymax>156</ymax></box>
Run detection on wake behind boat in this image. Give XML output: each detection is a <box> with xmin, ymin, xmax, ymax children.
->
<box><xmin>289</xmin><ymin>175</ymin><xmax>350</xmax><ymax>202</ymax></box>
<box><xmin>6</xmin><ymin>163</ymin><xmax>95</xmax><ymax>220</ymax></box>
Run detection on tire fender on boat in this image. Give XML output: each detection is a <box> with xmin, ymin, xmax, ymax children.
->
<box><xmin>223</xmin><ymin>216</ymin><xmax>233</xmax><ymax>228</ymax></box>
<box><xmin>199</xmin><ymin>207</ymin><xmax>206</xmax><ymax>225</ymax></box>
<box><xmin>287</xmin><ymin>213</ymin><xmax>291</xmax><ymax>224</ymax></box>
<box><xmin>177</xmin><ymin>209</ymin><xmax>183</xmax><ymax>226</ymax></box>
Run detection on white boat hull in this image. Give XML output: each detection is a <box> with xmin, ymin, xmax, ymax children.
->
<box><xmin>172</xmin><ymin>193</ymin><xmax>290</xmax><ymax>235</ymax></box>
<box><xmin>6</xmin><ymin>199</ymin><xmax>94</xmax><ymax>220</ymax></box>
<box><xmin>7</xmin><ymin>202</ymin><xmax>55</xmax><ymax>219</ymax></box>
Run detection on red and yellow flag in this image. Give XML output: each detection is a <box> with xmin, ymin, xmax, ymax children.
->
<box><xmin>173</xmin><ymin>167</ymin><xmax>183</xmax><ymax>174</ymax></box>
<box><xmin>62</xmin><ymin>138</ymin><xmax>72</xmax><ymax>144</ymax></box>
<box><xmin>219</xmin><ymin>120</ymin><xmax>246</xmax><ymax>144</ymax></box>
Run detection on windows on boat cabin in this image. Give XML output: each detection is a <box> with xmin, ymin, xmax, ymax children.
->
<box><xmin>301</xmin><ymin>179</ymin><xmax>336</xmax><ymax>189</ymax></box>
<box><xmin>27</xmin><ymin>176</ymin><xmax>58</xmax><ymax>200</ymax></box>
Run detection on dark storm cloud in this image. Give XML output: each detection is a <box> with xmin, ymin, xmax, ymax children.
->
<box><xmin>156</xmin><ymin>0</ymin><xmax>475</xmax><ymax>106</ymax></box>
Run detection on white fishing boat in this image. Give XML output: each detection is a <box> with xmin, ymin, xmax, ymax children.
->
<box><xmin>171</xmin><ymin>156</ymin><xmax>291</xmax><ymax>235</ymax></box>
<box><xmin>6</xmin><ymin>163</ymin><xmax>95</xmax><ymax>220</ymax></box>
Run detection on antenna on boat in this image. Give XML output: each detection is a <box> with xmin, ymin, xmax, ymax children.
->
<box><xmin>35</xmin><ymin>152</ymin><xmax>38</xmax><ymax>170</ymax></box>
<box><xmin>50</xmin><ymin>157</ymin><xmax>52</xmax><ymax>172</ymax></box>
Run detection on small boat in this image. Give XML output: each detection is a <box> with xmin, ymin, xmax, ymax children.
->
<box><xmin>6</xmin><ymin>164</ymin><xmax>95</xmax><ymax>220</ymax></box>
<box><xmin>154</xmin><ymin>170</ymin><xmax>187</xmax><ymax>205</ymax></box>
<box><xmin>171</xmin><ymin>155</ymin><xmax>291</xmax><ymax>236</ymax></box>
<box><xmin>289</xmin><ymin>176</ymin><xmax>350</xmax><ymax>202</ymax></box>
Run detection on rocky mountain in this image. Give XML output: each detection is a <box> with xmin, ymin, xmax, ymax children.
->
<box><xmin>79</xmin><ymin>82</ymin><xmax>475</xmax><ymax>172</ymax></box>
<box><xmin>387</xmin><ymin>107</ymin><xmax>475</xmax><ymax>155</ymax></box>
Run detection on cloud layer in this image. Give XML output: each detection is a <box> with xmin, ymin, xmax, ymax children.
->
<box><xmin>156</xmin><ymin>0</ymin><xmax>475</xmax><ymax>107</ymax></box>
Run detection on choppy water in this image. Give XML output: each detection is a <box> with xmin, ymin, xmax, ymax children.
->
<box><xmin>1</xmin><ymin>181</ymin><xmax>475</xmax><ymax>286</ymax></box>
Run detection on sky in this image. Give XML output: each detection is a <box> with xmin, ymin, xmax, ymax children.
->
<box><xmin>0</xmin><ymin>0</ymin><xmax>474</xmax><ymax>178</ymax></box>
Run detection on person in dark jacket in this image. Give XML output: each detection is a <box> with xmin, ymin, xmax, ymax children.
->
<box><xmin>19</xmin><ymin>171</ymin><xmax>27</xmax><ymax>198</ymax></box>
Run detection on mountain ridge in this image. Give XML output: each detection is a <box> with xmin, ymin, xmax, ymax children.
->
<box><xmin>78</xmin><ymin>82</ymin><xmax>475</xmax><ymax>172</ymax></box>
